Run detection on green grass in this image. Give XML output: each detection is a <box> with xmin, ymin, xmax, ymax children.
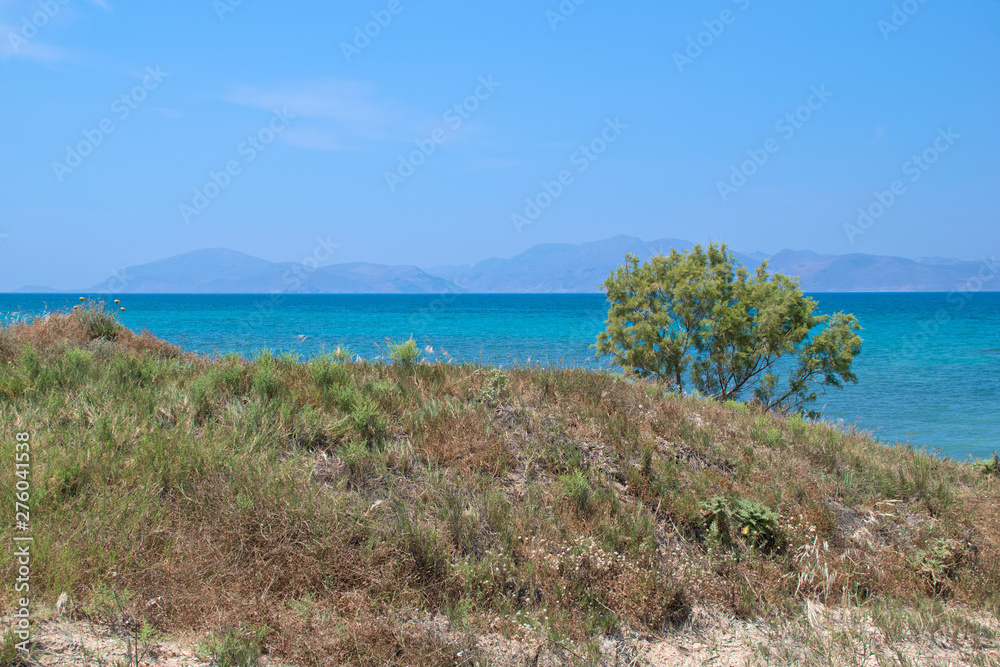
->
<box><xmin>1</xmin><ymin>311</ymin><xmax>999</xmax><ymax>665</ymax></box>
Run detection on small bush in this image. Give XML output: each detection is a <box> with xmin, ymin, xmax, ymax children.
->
<box><xmin>477</xmin><ymin>367</ymin><xmax>508</xmax><ymax>407</ymax></box>
<box><xmin>912</xmin><ymin>538</ymin><xmax>965</xmax><ymax>596</ymax></box>
<box><xmin>308</xmin><ymin>354</ymin><xmax>350</xmax><ymax>389</ymax></box>
<box><xmin>73</xmin><ymin>297</ymin><xmax>124</xmax><ymax>342</ymax></box>
<box><xmin>251</xmin><ymin>365</ymin><xmax>282</xmax><ymax>400</ymax></box>
<box><xmin>730</xmin><ymin>499</ymin><xmax>780</xmax><ymax>549</ymax></box>
<box><xmin>389</xmin><ymin>337</ymin><xmax>420</xmax><ymax>366</ymax></box>
<box><xmin>701</xmin><ymin>496</ymin><xmax>780</xmax><ymax>550</ymax></box>
<box><xmin>352</xmin><ymin>396</ymin><xmax>389</xmax><ymax>444</ymax></box>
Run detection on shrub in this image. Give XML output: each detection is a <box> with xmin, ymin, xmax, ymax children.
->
<box><xmin>477</xmin><ymin>367</ymin><xmax>508</xmax><ymax>407</ymax></box>
<box><xmin>701</xmin><ymin>496</ymin><xmax>780</xmax><ymax>550</ymax></box>
<box><xmin>251</xmin><ymin>365</ymin><xmax>282</xmax><ymax>400</ymax></box>
<box><xmin>911</xmin><ymin>538</ymin><xmax>965</xmax><ymax>596</ymax></box>
<box><xmin>389</xmin><ymin>337</ymin><xmax>420</xmax><ymax>366</ymax></box>
<box><xmin>595</xmin><ymin>243</ymin><xmax>862</xmax><ymax>416</ymax></box>
<box><xmin>72</xmin><ymin>297</ymin><xmax>124</xmax><ymax>342</ymax></box>
<box><xmin>351</xmin><ymin>396</ymin><xmax>389</xmax><ymax>444</ymax></box>
<box><xmin>308</xmin><ymin>354</ymin><xmax>350</xmax><ymax>389</ymax></box>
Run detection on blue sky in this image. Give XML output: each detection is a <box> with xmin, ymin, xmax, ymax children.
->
<box><xmin>1</xmin><ymin>0</ymin><xmax>998</xmax><ymax>290</ymax></box>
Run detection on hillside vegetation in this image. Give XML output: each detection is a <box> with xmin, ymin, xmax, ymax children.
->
<box><xmin>1</xmin><ymin>303</ymin><xmax>998</xmax><ymax>666</ymax></box>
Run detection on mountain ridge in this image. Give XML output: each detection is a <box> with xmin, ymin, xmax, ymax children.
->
<box><xmin>11</xmin><ymin>237</ymin><xmax>998</xmax><ymax>294</ymax></box>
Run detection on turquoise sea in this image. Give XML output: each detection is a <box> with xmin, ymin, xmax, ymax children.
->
<box><xmin>2</xmin><ymin>292</ymin><xmax>998</xmax><ymax>461</ymax></box>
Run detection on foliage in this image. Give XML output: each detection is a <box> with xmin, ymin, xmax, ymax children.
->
<box><xmin>73</xmin><ymin>296</ymin><xmax>124</xmax><ymax>342</ymax></box>
<box><xmin>975</xmin><ymin>452</ymin><xmax>1000</xmax><ymax>477</ymax></box>
<box><xmin>702</xmin><ymin>495</ymin><xmax>780</xmax><ymax>550</ymax></box>
<box><xmin>477</xmin><ymin>367</ymin><xmax>508</xmax><ymax>407</ymax></box>
<box><xmin>595</xmin><ymin>243</ymin><xmax>862</xmax><ymax>415</ymax></box>
<box><xmin>911</xmin><ymin>538</ymin><xmax>965</xmax><ymax>596</ymax></box>
<box><xmin>388</xmin><ymin>337</ymin><xmax>421</xmax><ymax>365</ymax></box>
<box><xmin>198</xmin><ymin>626</ymin><xmax>270</xmax><ymax>667</ymax></box>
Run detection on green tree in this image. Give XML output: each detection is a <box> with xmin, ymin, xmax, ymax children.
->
<box><xmin>595</xmin><ymin>243</ymin><xmax>862</xmax><ymax>416</ymax></box>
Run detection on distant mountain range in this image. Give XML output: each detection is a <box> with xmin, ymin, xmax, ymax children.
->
<box><xmin>13</xmin><ymin>236</ymin><xmax>997</xmax><ymax>294</ymax></box>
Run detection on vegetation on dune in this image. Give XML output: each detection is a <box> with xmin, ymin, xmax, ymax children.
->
<box><xmin>596</xmin><ymin>243</ymin><xmax>863</xmax><ymax>417</ymax></box>
<box><xmin>0</xmin><ymin>301</ymin><xmax>998</xmax><ymax>665</ymax></box>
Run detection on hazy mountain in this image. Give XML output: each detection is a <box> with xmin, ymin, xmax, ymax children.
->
<box><xmin>82</xmin><ymin>249</ymin><xmax>462</xmax><ymax>294</ymax></box>
<box><xmin>431</xmin><ymin>236</ymin><xmax>736</xmax><ymax>293</ymax></box>
<box><xmin>13</xmin><ymin>285</ymin><xmax>62</xmax><ymax>293</ymax></box>
<box><xmin>432</xmin><ymin>235</ymin><xmax>995</xmax><ymax>293</ymax></box>
<box><xmin>15</xmin><ymin>239</ymin><xmax>996</xmax><ymax>294</ymax></box>
<box><xmin>431</xmin><ymin>237</ymin><xmax>996</xmax><ymax>293</ymax></box>
<box><xmin>764</xmin><ymin>250</ymin><xmax>996</xmax><ymax>292</ymax></box>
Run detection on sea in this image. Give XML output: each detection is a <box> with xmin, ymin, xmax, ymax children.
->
<box><xmin>2</xmin><ymin>292</ymin><xmax>997</xmax><ymax>461</ymax></box>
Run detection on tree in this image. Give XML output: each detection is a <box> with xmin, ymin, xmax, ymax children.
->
<box><xmin>594</xmin><ymin>243</ymin><xmax>862</xmax><ymax>416</ymax></box>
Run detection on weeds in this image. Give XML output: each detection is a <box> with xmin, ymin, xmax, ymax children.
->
<box><xmin>0</xmin><ymin>316</ymin><xmax>997</xmax><ymax>666</ymax></box>
<box><xmin>198</xmin><ymin>626</ymin><xmax>270</xmax><ymax>667</ymax></box>
<box><xmin>976</xmin><ymin>452</ymin><xmax>1000</xmax><ymax>477</ymax></box>
<box><xmin>0</xmin><ymin>631</ymin><xmax>30</xmax><ymax>667</ymax></box>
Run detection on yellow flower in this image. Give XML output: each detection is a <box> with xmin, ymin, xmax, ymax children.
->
<box><xmin>120</xmin><ymin>307</ymin><xmax>125</xmax><ymax>312</ymax></box>
<box><xmin>79</xmin><ymin>296</ymin><xmax>86</xmax><ymax>301</ymax></box>
<box><xmin>741</xmin><ymin>526</ymin><xmax>750</xmax><ymax>536</ymax></box>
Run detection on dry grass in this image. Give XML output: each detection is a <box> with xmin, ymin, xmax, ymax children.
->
<box><xmin>1</xmin><ymin>312</ymin><xmax>998</xmax><ymax>666</ymax></box>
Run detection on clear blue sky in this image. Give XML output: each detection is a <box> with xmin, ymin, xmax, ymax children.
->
<box><xmin>1</xmin><ymin>0</ymin><xmax>998</xmax><ymax>290</ymax></box>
